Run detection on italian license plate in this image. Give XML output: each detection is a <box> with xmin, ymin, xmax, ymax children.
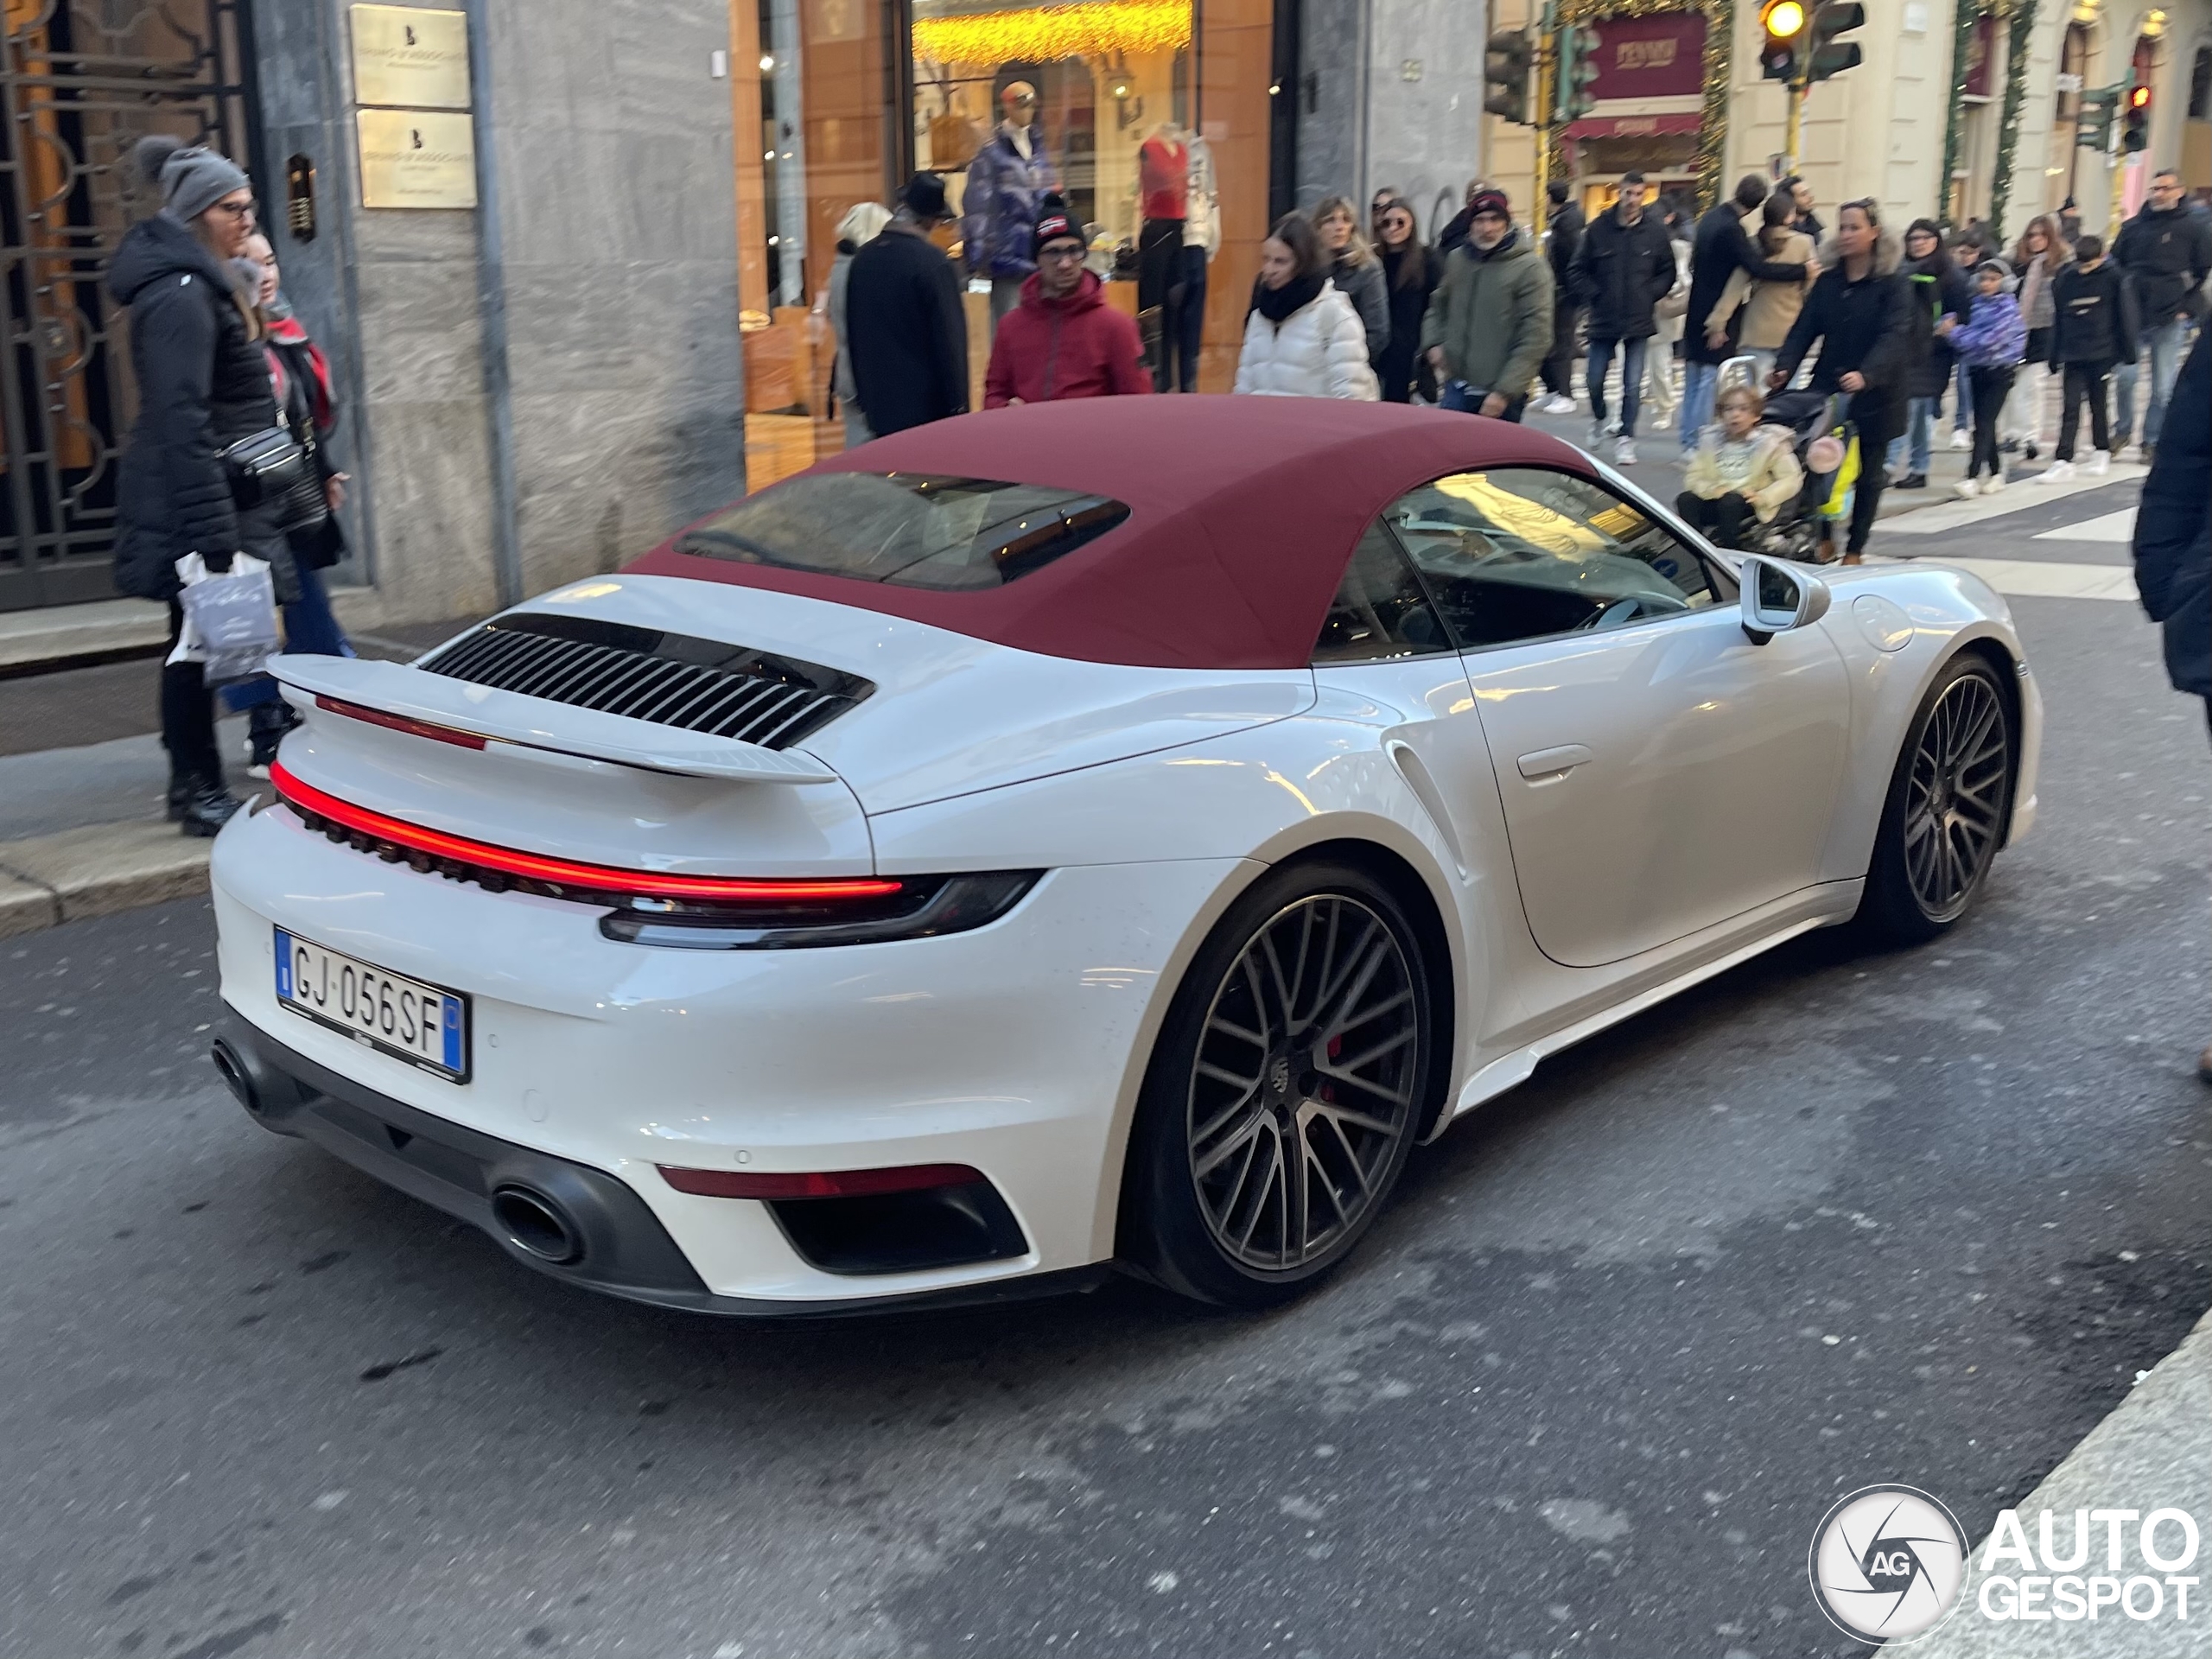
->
<box><xmin>274</xmin><ymin>927</ymin><xmax>469</xmax><ymax>1082</ymax></box>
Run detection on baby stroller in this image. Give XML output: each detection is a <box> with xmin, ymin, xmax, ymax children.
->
<box><xmin>1711</xmin><ymin>356</ymin><xmax>1857</xmax><ymax>564</ymax></box>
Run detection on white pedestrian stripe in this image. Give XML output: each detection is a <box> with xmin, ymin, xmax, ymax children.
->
<box><xmin>2031</xmin><ymin>506</ymin><xmax>2137</xmax><ymax>543</ymax></box>
<box><xmin>1882</xmin><ymin>464</ymin><xmax>2148</xmax><ymax>536</ymax></box>
<box><xmin>1909</xmin><ymin>556</ymin><xmax>2139</xmax><ymax>601</ymax></box>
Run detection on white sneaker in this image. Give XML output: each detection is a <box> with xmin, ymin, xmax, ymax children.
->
<box><xmin>2036</xmin><ymin>460</ymin><xmax>2075</xmax><ymax>483</ymax></box>
<box><xmin>1588</xmin><ymin>418</ymin><xmax>1607</xmax><ymax>447</ymax></box>
<box><xmin>1955</xmin><ymin>477</ymin><xmax>1980</xmax><ymax>499</ymax></box>
<box><xmin>2114</xmin><ymin>442</ymin><xmax>2142</xmax><ymax>464</ymax></box>
<box><xmin>2086</xmin><ymin>449</ymin><xmax>2110</xmax><ymax>477</ymax></box>
<box><xmin>1948</xmin><ymin>429</ymin><xmax>1972</xmax><ymax>451</ymax></box>
<box><xmin>1613</xmin><ymin>436</ymin><xmax>1637</xmax><ymax>466</ymax></box>
<box><xmin>1980</xmin><ymin>471</ymin><xmax>2005</xmax><ymax>494</ymax></box>
<box><xmin>1540</xmin><ymin>393</ymin><xmax>1576</xmax><ymax>415</ymax></box>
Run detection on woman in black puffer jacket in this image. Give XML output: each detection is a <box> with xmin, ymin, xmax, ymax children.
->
<box><xmin>110</xmin><ymin>135</ymin><xmax>287</xmax><ymax>836</ymax></box>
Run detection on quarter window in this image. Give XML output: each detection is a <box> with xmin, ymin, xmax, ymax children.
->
<box><xmin>1380</xmin><ymin>467</ymin><xmax>1719</xmax><ymax>649</ymax></box>
<box><xmin>1312</xmin><ymin>524</ymin><xmax>1452</xmax><ymax>664</ymax></box>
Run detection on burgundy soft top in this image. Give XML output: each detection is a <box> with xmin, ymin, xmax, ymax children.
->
<box><xmin>626</xmin><ymin>396</ymin><xmax>1597</xmax><ymax>671</ymax></box>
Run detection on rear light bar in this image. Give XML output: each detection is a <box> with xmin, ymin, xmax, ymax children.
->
<box><xmin>266</xmin><ymin>761</ymin><xmax>903</xmax><ymax>905</ymax></box>
<box><xmin>657</xmin><ymin>1163</ymin><xmax>986</xmax><ymax>1200</ymax></box>
<box><xmin>315</xmin><ymin>694</ymin><xmax>486</xmax><ymax>750</ymax></box>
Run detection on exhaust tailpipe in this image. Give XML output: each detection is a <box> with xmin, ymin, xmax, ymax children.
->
<box><xmin>211</xmin><ymin>1036</ymin><xmax>260</xmax><ymax>1113</ymax></box>
<box><xmin>491</xmin><ymin>1185</ymin><xmax>584</xmax><ymax>1266</ymax></box>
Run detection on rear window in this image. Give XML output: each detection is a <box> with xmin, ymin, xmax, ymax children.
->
<box><xmin>673</xmin><ymin>473</ymin><xmax>1131</xmax><ymax>591</ymax></box>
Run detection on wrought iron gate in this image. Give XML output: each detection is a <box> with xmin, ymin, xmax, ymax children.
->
<box><xmin>0</xmin><ymin>0</ymin><xmax>257</xmax><ymax>612</ymax></box>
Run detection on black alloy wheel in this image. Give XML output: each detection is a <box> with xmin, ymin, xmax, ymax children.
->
<box><xmin>1122</xmin><ymin>861</ymin><xmax>1437</xmax><ymax>1307</ymax></box>
<box><xmin>1859</xmin><ymin>652</ymin><xmax>2015</xmax><ymax>944</ymax></box>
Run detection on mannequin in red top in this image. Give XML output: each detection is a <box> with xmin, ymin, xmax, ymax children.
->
<box><xmin>984</xmin><ymin>198</ymin><xmax>1149</xmax><ymax>407</ymax></box>
<box><xmin>1136</xmin><ymin>123</ymin><xmax>1190</xmax><ymax>389</ymax></box>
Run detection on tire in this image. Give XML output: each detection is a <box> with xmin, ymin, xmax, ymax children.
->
<box><xmin>1856</xmin><ymin>652</ymin><xmax>2015</xmax><ymax>945</ymax></box>
<box><xmin>1120</xmin><ymin>860</ymin><xmax>1440</xmax><ymax>1309</ymax></box>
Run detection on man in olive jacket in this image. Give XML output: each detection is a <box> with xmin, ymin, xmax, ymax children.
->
<box><xmin>1419</xmin><ymin>189</ymin><xmax>1554</xmax><ymax>422</ymax></box>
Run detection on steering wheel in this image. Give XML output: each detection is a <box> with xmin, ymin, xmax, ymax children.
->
<box><xmin>1575</xmin><ymin>592</ymin><xmax>1691</xmax><ymax>632</ymax></box>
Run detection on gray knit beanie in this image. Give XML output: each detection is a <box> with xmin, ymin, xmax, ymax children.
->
<box><xmin>131</xmin><ymin>133</ymin><xmax>250</xmax><ymax>224</ymax></box>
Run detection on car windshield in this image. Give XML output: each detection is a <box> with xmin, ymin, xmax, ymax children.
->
<box><xmin>672</xmin><ymin>473</ymin><xmax>1131</xmax><ymax>591</ymax></box>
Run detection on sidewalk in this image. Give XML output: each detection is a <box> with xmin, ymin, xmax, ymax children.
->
<box><xmin>0</xmin><ymin>613</ymin><xmax>481</xmax><ymax>941</ymax></box>
<box><xmin>1915</xmin><ymin>1306</ymin><xmax>2212</xmax><ymax>1658</ymax></box>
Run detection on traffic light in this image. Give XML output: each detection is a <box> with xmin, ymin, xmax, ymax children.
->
<box><xmin>1759</xmin><ymin>0</ymin><xmax>1806</xmax><ymax>81</ymax></box>
<box><xmin>1483</xmin><ymin>29</ymin><xmax>1533</xmax><ymax>125</ymax></box>
<box><xmin>1558</xmin><ymin>23</ymin><xmax>1600</xmax><ymax>121</ymax></box>
<box><xmin>1807</xmin><ymin>0</ymin><xmax>1864</xmax><ymax>81</ymax></box>
<box><xmin>2121</xmin><ymin>80</ymin><xmax>2152</xmax><ymax>152</ymax></box>
<box><xmin>2075</xmin><ymin>85</ymin><xmax>2119</xmax><ymax>149</ymax></box>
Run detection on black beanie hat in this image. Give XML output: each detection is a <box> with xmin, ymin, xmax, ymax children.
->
<box><xmin>1032</xmin><ymin>193</ymin><xmax>1081</xmax><ymax>257</ymax></box>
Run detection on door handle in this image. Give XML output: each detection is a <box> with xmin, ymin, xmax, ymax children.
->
<box><xmin>1516</xmin><ymin>743</ymin><xmax>1592</xmax><ymax>780</ymax></box>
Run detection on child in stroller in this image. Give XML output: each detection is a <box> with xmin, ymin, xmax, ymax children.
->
<box><xmin>1675</xmin><ymin>383</ymin><xmax>1808</xmax><ymax>555</ymax></box>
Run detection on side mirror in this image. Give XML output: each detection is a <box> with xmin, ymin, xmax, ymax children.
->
<box><xmin>1739</xmin><ymin>552</ymin><xmax>1832</xmax><ymax>645</ymax></box>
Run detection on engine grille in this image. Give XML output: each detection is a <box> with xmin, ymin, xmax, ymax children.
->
<box><xmin>418</xmin><ymin>614</ymin><xmax>872</xmax><ymax>751</ymax></box>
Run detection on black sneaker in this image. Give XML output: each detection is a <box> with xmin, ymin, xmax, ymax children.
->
<box><xmin>175</xmin><ymin>776</ymin><xmax>243</xmax><ymax>838</ymax></box>
<box><xmin>245</xmin><ymin>702</ymin><xmax>300</xmax><ymax>779</ymax></box>
<box><xmin>1893</xmin><ymin>473</ymin><xmax>1928</xmax><ymax>490</ymax></box>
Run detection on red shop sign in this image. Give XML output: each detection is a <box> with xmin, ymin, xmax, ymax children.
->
<box><xmin>1589</xmin><ymin>12</ymin><xmax>1707</xmax><ymax>101</ymax></box>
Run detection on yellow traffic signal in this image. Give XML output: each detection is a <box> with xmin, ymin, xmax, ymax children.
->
<box><xmin>1763</xmin><ymin>0</ymin><xmax>1808</xmax><ymax>38</ymax></box>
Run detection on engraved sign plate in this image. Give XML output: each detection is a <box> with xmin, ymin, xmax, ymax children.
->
<box><xmin>350</xmin><ymin>4</ymin><xmax>471</xmax><ymax>110</ymax></box>
<box><xmin>356</xmin><ymin>109</ymin><xmax>478</xmax><ymax>208</ymax></box>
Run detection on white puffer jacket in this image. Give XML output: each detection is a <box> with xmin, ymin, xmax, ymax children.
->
<box><xmin>1232</xmin><ymin>280</ymin><xmax>1381</xmax><ymax>400</ymax></box>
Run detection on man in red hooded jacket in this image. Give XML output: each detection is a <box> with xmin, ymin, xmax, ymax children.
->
<box><xmin>983</xmin><ymin>199</ymin><xmax>1149</xmax><ymax>407</ymax></box>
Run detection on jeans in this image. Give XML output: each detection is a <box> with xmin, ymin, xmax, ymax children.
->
<box><xmin>1643</xmin><ymin>316</ymin><xmax>1681</xmax><ymax>419</ymax></box>
<box><xmin>223</xmin><ymin>560</ymin><xmax>353</xmax><ymax>715</ymax></box>
<box><xmin>1678</xmin><ymin>359</ymin><xmax>1720</xmax><ymax>452</ymax></box>
<box><xmin>1885</xmin><ymin>395</ymin><xmax>1936</xmax><ymax>476</ymax></box>
<box><xmin>1440</xmin><ymin>379</ymin><xmax>1527</xmax><ymax>421</ymax></box>
<box><xmin>2112</xmin><ymin>315</ymin><xmax>2190</xmax><ymax>449</ymax></box>
<box><xmin>1586</xmin><ymin>336</ymin><xmax>1648</xmax><ymax>437</ymax></box>
<box><xmin>1952</xmin><ymin>359</ymin><xmax>1972</xmax><ymax>432</ymax></box>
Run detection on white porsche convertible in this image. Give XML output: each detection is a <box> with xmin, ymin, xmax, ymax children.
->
<box><xmin>209</xmin><ymin>397</ymin><xmax>2038</xmax><ymax>1313</ymax></box>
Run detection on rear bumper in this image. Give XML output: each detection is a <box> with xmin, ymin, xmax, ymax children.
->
<box><xmin>210</xmin><ymin>798</ymin><xmax>1247</xmax><ymax>1305</ymax></box>
<box><xmin>218</xmin><ymin>1016</ymin><xmax>1109</xmax><ymax>1319</ymax></box>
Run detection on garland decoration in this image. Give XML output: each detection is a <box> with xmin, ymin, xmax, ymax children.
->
<box><xmin>1937</xmin><ymin>3</ymin><xmax>1984</xmax><ymax>225</ymax></box>
<box><xmin>911</xmin><ymin>0</ymin><xmax>1192</xmax><ymax>66</ymax></box>
<box><xmin>1551</xmin><ymin>0</ymin><xmax>1733</xmax><ymax>212</ymax></box>
<box><xmin>1988</xmin><ymin>0</ymin><xmax>2037</xmax><ymax>242</ymax></box>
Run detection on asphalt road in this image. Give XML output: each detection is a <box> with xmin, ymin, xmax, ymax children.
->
<box><xmin>3</xmin><ymin>477</ymin><xmax>2207</xmax><ymax>1659</ymax></box>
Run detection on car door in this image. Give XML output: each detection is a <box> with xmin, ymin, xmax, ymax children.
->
<box><xmin>1379</xmin><ymin>466</ymin><xmax>1851</xmax><ymax>969</ymax></box>
<box><xmin>1308</xmin><ymin>521</ymin><xmax>1497</xmax><ymax>887</ymax></box>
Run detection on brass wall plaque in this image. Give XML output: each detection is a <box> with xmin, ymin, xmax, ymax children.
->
<box><xmin>350</xmin><ymin>4</ymin><xmax>471</xmax><ymax>110</ymax></box>
<box><xmin>356</xmin><ymin>109</ymin><xmax>478</xmax><ymax>208</ymax></box>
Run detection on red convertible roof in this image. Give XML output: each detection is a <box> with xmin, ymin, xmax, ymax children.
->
<box><xmin>627</xmin><ymin>397</ymin><xmax>1597</xmax><ymax>671</ymax></box>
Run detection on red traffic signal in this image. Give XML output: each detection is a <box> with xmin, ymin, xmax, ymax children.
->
<box><xmin>2122</xmin><ymin>80</ymin><xmax>2152</xmax><ymax>151</ymax></box>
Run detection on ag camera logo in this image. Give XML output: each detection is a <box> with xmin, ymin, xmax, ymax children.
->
<box><xmin>1808</xmin><ymin>1484</ymin><xmax>1971</xmax><ymax>1643</ymax></box>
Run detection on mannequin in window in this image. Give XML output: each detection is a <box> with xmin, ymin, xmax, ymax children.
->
<box><xmin>1136</xmin><ymin>121</ymin><xmax>1190</xmax><ymax>389</ymax></box>
<box><xmin>963</xmin><ymin>80</ymin><xmax>1056</xmax><ymax>332</ymax></box>
<box><xmin>1163</xmin><ymin>126</ymin><xmax>1218</xmax><ymax>392</ymax></box>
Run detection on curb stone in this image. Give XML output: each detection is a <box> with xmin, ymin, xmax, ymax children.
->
<box><xmin>0</xmin><ymin>817</ymin><xmax>211</xmax><ymax>938</ymax></box>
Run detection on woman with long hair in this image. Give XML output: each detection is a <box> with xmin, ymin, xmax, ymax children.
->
<box><xmin>1311</xmin><ymin>194</ymin><xmax>1389</xmax><ymax>359</ymax></box>
<box><xmin>1370</xmin><ymin>196</ymin><xmax>1437</xmax><ymax>403</ymax></box>
<box><xmin>2003</xmin><ymin>213</ymin><xmax>2065</xmax><ymax>458</ymax></box>
<box><xmin>1232</xmin><ymin>213</ymin><xmax>1379</xmax><ymax>400</ymax></box>
<box><xmin>1700</xmin><ymin>192</ymin><xmax>1816</xmax><ymax>388</ymax></box>
<box><xmin>1771</xmin><ymin>199</ymin><xmax>1913</xmax><ymax>563</ymax></box>
<box><xmin>109</xmin><ymin>135</ymin><xmax>285</xmax><ymax>835</ymax></box>
<box><xmin>218</xmin><ymin>232</ymin><xmax>356</xmax><ymax>776</ymax></box>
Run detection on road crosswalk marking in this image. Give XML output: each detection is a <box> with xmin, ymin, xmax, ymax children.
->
<box><xmin>1881</xmin><ymin>465</ymin><xmax>2148</xmax><ymax>537</ymax></box>
<box><xmin>2031</xmin><ymin>506</ymin><xmax>2137</xmax><ymax>543</ymax></box>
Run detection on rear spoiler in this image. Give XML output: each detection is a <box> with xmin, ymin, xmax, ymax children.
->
<box><xmin>269</xmin><ymin>655</ymin><xmax>840</xmax><ymax>785</ymax></box>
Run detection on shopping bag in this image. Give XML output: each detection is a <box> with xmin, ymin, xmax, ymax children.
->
<box><xmin>171</xmin><ymin>553</ymin><xmax>280</xmax><ymax>685</ymax></box>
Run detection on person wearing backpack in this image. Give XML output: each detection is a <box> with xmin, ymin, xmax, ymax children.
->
<box><xmin>2035</xmin><ymin>235</ymin><xmax>2139</xmax><ymax>483</ymax></box>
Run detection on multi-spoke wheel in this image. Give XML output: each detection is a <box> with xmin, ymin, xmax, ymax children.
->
<box><xmin>1122</xmin><ymin>862</ymin><xmax>1437</xmax><ymax>1307</ymax></box>
<box><xmin>1859</xmin><ymin>653</ymin><xmax>2015</xmax><ymax>944</ymax></box>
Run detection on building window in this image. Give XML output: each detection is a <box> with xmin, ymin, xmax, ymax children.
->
<box><xmin>2189</xmin><ymin>44</ymin><xmax>2210</xmax><ymax>119</ymax></box>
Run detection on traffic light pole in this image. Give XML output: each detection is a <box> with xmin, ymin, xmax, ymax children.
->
<box><xmin>1532</xmin><ymin>5</ymin><xmax>1556</xmax><ymax>234</ymax></box>
<box><xmin>1784</xmin><ymin>75</ymin><xmax>1803</xmax><ymax>174</ymax></box>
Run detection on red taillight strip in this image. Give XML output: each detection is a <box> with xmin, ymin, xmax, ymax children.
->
<box><xmin>266</xmin><ymin>761</ymin><xmax>905</xmax><ymax>902</ymax></box>
<box><xmin>315</xmin><ymin>694</ymin><xmax>486</xmax><ymax>749</ymax></box>
<box><xmin>656</xmin><ymin>1163</ymin><xmax>986</xmax><ymax>1200</ymax></box>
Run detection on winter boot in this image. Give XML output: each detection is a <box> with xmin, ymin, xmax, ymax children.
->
<box><xmin>174</xmin><ymin>774</ymin><xmax>243</xmax><ymax>838</ymax></box>
<box><xmin>245</xmin><ymin>701</ymin><xmax>300</xmax><ymax>779</ymax></box>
